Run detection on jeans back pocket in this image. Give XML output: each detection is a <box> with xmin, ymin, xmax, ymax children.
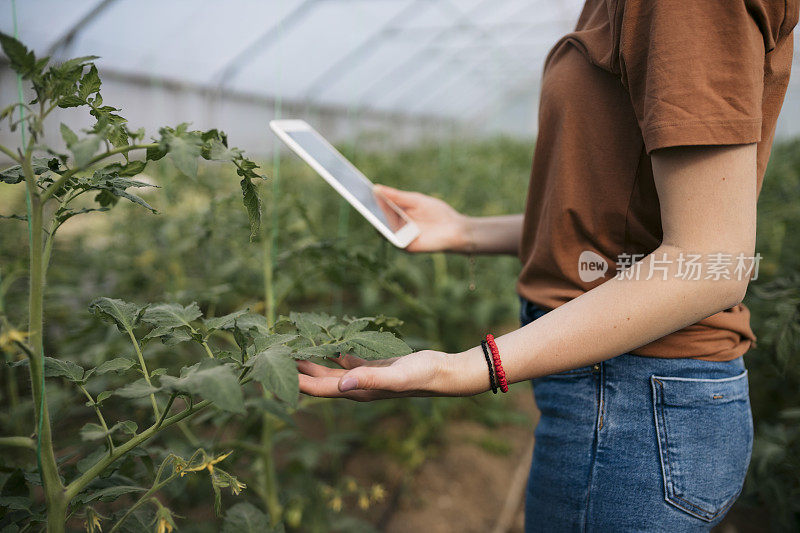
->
<box><xmin>650</xmin><ymin>371</ymin><xmax>752</xmax><ymax>522</ymax></box>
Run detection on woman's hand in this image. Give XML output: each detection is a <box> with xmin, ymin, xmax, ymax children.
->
<box><xmin>374</xmin><ymin>184</ymin><xmax>470</xmax><ymax>253</ymax></box>
<box><xmin>297</xmin><ymin>350</ymin><xmax>482</xmax><ymax>401</ymax></box>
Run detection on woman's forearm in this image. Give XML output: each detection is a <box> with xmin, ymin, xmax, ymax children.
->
<box><xmin>454</xmin><ymin>213</ymin><xmax>524</xmax><ymax>255</ymax></box>
<box><xmin>443</xmin><ymin>244</ymin><xmax>751</xmax><ymax>394</ymax></box>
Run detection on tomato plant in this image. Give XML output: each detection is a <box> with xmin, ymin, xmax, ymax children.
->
<box><xmin>0</xmin><ymin>35</ymin><xmax>409</xmax><ymax>532</ymax></box>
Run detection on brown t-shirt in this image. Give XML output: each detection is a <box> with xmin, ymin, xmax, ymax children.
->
<box><xmin>517</xmin><ymin>0</ymin><xmax>798</xmax><ymax>361</ymax></box>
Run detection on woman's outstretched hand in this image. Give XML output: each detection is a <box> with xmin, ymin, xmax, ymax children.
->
<box><xmin>297</xmin><ymin>350</ymin><xmax>481</xmax><ymax>401</ymax></box>
<box><xmin>374</xmin><ymin>184</ymin><xmax>470</xmax><ymax>253</ymax></box>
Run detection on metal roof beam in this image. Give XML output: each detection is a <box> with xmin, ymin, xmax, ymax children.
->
<box><xmin>301</xmin><ymin>0</ymin><xmax>432</xmax><ymax>102</ymax></box>
<box><xmin>212</xmin><ymin>0</ymin><xmax>320</xmax><ymax>90</ymax></box>
<box><xmin>45</xmin><ymin>0</ymin><xmax>119</xmax><ymax>59</ymax></box>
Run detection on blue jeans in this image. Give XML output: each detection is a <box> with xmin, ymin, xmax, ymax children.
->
<box><xmin>520</xmin><ymin>298</ymin><xmax>753</xmax><ymax>532</ymax></box>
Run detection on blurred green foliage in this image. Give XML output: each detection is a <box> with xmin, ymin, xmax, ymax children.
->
<box><xmin>1</xmin><ymin>134</ymin><xmax>798</xmax><ymax>530</ymax></box>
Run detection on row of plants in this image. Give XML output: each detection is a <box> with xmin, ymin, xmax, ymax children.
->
<box><xmin>0</xmin><ymin>35</ymin><xmax>532</xmax><ymax>532</ymax></box>
<box><xmin>1</xmin><ymin>32</ymin><xmax>798</xmax><ymax>531</ymax></box>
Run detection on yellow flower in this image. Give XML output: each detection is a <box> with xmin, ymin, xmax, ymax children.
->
<box><xmin>370</xmin><ymin>484</ymin><xmax>386</xmax><ymax>503</ymax></box>
<box><xmin>329</xmin><ymin>496</ymin><xmax>343</xmax><ymax>513</ymax></box>
<box><xmin>179</xmin><ymin>451</ymin><xmax>231</xmax><ymax>477</ymax></box>
<box><xmin>345</xmin><ymin>478</ymin><xmax>358</xmax><ymax>493</ymax></box>
<box><xmin>358</xmin><ymin>494</ymin><xmax>370</xmax><ymax>510</ymax></box>
<box><xmin>155</xmin><ymin>516</ymin><xmax>174</xmax><ymax>533</ymax></box>
<box><xmin>83</xmin><ymin>507</ymin><xmax>104</xmax><ymax>533</ymax></box>
<box><xmin>0</xmin><ymin>329</ymin><xmax>27</xmax><ymax>352</ymax></box>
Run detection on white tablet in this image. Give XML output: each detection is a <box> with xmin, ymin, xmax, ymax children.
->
<box><xmin>270</xmin><ymin>119</ymin><xmax>420</xmax><ymax>248</ymax></box>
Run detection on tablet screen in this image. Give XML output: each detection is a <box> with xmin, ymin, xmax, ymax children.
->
<box><xmin>285</xmin><ymin>130</ymin><xmax>406</xmax><ymax>232</ymax></box>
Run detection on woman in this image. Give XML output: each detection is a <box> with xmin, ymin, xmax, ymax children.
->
<box><xmin>298</xmin><ymin>0</ymin><xmax>798</xmax><ymax>530</ymax></box>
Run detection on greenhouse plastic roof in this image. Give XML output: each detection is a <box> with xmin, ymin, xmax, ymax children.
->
<box><xmin>1</xmin><ymin>0</ymin><xmax>799</xmax><ymax>135</ymax></box>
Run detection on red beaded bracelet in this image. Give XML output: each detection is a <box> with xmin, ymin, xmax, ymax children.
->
<box><xmin>485</xmin><ymin>334</ymin><xmax>508</xmax><ymax>393</ymax></box>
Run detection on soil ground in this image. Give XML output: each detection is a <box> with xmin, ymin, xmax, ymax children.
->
<box><xmin>346</xmin><ymin>383</ymin><xmax>765</xmax><ymax>533</ymax></box>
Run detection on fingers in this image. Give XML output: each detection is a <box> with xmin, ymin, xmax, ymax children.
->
<box><xmin>329</xmin><ymin>353</ymin><xmax>398</xmax><ymax>369</ymax></box>
<box><xmin>374</xmin><ymin>184</ymin><xmax>424</xmax><ymax>209</ymax></box>
<box><xmin>299</xmin><ymin>373</ymin><xmax>393</xmax><ymax>402</ymax></box>
<box><xmin>338</xmin><ymin>366</ymin><xmax>406</xmax><ymax>393</ymax></box>
<box><xmin>297</xmin><ymin>360</ymin><xmax>346</xmax><ymax>378</ymax></box>
<box><xmin>328</xmin><ymin>353</ymin><xmax>367</xmax><ymax>369</ymax></box>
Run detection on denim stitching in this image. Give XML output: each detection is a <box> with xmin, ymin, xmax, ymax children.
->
<box><xmin>651</xmin><ymin>376</ymin><xmax>745</xmax><ymax>522</ymax></box>
<box><xmin>582</xmin><ymin>369</ymin><xmax>602</xmax><ymax>532</ymax></box>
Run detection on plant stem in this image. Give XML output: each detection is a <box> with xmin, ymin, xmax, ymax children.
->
<box><xmin>126</xmin><ymin>329</ymin><xmax>160</xmax><ymax>420</ymax></box>
<box><xmin>41</xmin><ymin>143</ymin><xmax>158</xmax><ymax>202</ymax></box>
<box><xmin>0</xmin><ymin>142</ymin><xmax>21</xmax><ymax>163</ymax></box>
<box><xmin>23</xmin><ymin>152</ymin><xmax>67</xmax><ymax>533</ymax></box>
<box><xmin>108</xmin><ymin>449</ymin><xmax>203</xmax><ymax>533</ymax></box>
<box><xmin>65</xmin><ymin>395</ymin><xmax>202</xmax><ymax>501</ymax></box>
<box><xmin>260</xmin><ymin>414</ymin><xmax>282</xmax><ymax>526</ymax></box>
<box><xmin>0</xmin><ymin>436</ymin><xmax>35</xmax><ymax>449</ymax></box>
<box><xmin>77</xmin><ymin>384</ymin><xmax>114</xmax><ymax>453</ymax></box>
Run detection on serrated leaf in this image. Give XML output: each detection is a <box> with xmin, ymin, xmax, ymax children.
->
<box><xmin>89</xmin><ymin>297</ymin><xmax>145</xmax><ymax>333</ymax></box>
<box><xmin>204</xmin><ymin>310</ymin><xmax>248</xmax><ymax>332</ymax></box>
<box><xmin>222</xmin><ymin>503</ymin><xmax>275</xmax><ymax>533</ymax></box>
<box><xmin>240</xmin><ymin>175</ymin><xmax>261</xmax><ymax>241</ymax></box>
<box><xmin>0</xmin><ymin>32</ymin><xmax>37</xmax><ymax>78</ymax></box>
<box><xmin>160</xmin><ymin>360</ymin><xmax>244</xmax><ymax>414</ymax></box>
<box><xmin>247</xmin><ymin>345</ymin><xmax>298</xmax><ymax>406</ymax></box>
<box><xmin>245</xmin><ymin>397</ymin><xmax>294</xmax><ymax>426</ymax></box>
<box><xmin>343</xmin><ymin>318</ymin><xmax>370</xmax><ymax>339</ymax></box>
<box><xmin>58</xmin><ymin>95</ymin><xmax>85</xmax><ymax>108</ymax></box>
<box><xmin>78</xmin><ymin>64</ymin><xmax>101</xmax><ymax>100</ymax></box>
<box><xmin>115</xmin><ymin>378</ymin><xmax>159</xmax><ymax>399</ymax></box>
<box><xmin>162</xmin><ymin>126</ymin><xmax>202</xmax><ymax>178</ymax></box>
<box><xmin>96</xmin><ymin>390</ymin><xmax>112</xmax><ymax>404</ymax></box>
<box><xmin>340</xmin><ymin>330</ymin><xmax>411</xmax><ymax>360</ymax></box>
<box><xmin>69</xmin><ymin>134</ymin><xmax>101</xmax><ymax>168</ymax></box>
<box><xmin>43</xmin><ymin>356</ymin><xmax>85</xmax><ymax>382</ymax></box>
<box><xmin>59</xmin><ymin>123</ymin><xmax>78</xmax><ymax>146</ymax></box>
<box><xmin>54</xmin><ymin>206</ymin><xmax>109</xmax><ymax>224</ymax></box>
<box><xmin>0</xmin><ymin>165</ymin><xmax>25</xmax><ymax>184</ymax></box>
<box><xmin>292</xmin><ymin>343</ymin><xmax>340</xmax><ymax>360</ymax></box>
<box><xmin>79</xmin><ymin>420</ymin><xmax>136</xmax><ymax>442</ymax></box>
<box><xmin>80</xmin><ymin>485</ymin><xmax>145</xmax><ymax>504</ymax></box>
<box><xmin>103</xmin><ymin>159</ymin><xmax>146</xmax><ymax>177</ymax></box>
<box><xmin>94</xmin><ymin>357</ymin><xmax>136</xmax><ymax>375</ymax></box>
<box><xmin>142</xmin><ymin>302</ymin><xmax>202</xmax><ymax>331</ymax></box>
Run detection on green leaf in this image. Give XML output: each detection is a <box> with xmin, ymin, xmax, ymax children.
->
<box><xmin>222</xmin><ymin>503</ymin><xmax>275</xmax><ymax>533</ymax></box>
<box><xmin>94</xmin><ymin>357</ymin><xmax>136</xmax><ymax>375</ymax></box>
<box><xmin>246</xmin><ymin>345</ymin><xmax>298</xmax><ymax>406</ymax></box>
<box><xmin>54</xmin><ymin>206</ymin><xmax>109</xmax><ymax>225</ymax></box>
<box><xmin>59</xmin><ymin>123</ymin><xmax>78</xmax><ymax>146</ymax></box>
<box><xmin>203</xmin><ymin>310</ymin><xmax>248</xmax><ymax>333</ymax></box>
<box><xmin>240</xmin><ymin>175</ymin><xmax>261</xmax><ymax>241</ymax></box>
<box><xmin>115</xmin><ymin>378</ymin><xmax>159</xmax><ymax>399</ymax></box>
<box><xmin>292</xmin><ymin>343</ymin><xmax>340</xmax><ymax>360</ymax></box>
<box><xmin>79</xmin><ymin>420</ymin><xmax>137</xmax><ymax>442</ymax></box>
<box><xmin>89</xmin><ymin>297</ymin><xmax>146</xmax><ymax>333</ymax></box>
<box><xmin>80</xmin><ymin>485</ymin><xmax>146</xmax><ymax>503</ymax></box>
<box><xmin>160</xmin><ymin>359</ymin><xmax>244</xmax><ymax>414</ymax></box>
<box><xmin>161</xmin><ymin>125</ymin><xmax>202</xmax><ymax>178</ymax></box>
<box><xmin>43</xmin><ymin>356</ymin><xmax>85</xmax><ymax>382</ymax></box>
<box><xmin>245</xmin><ymin>397</ymin><xmax>294</xmax><ymax>427</ymax></box>
<box><xmin>142</xmin><ymin>302</ymin><xmax>202</xmax><ymax>331</ymax></box>
<box><xmin>0</xmin><ymin>32</ymin><xmax>38</xmax><ymax>78</ymax></box>
<box><xmin>96</xmin><ymin>391</ymin><xmax>112</xmax><ymax>404</ymax></box>
<box><xmin>0</xmin><ymin>165</ymin><xmax>25</xmax><ymax>184</ymax></box>
<box><xmin>69</xmin><ymin>134</ymin><xmax>101</xmax><ymax>168</ymax></box>
<box><xmin>78</xmin><ymin>65</ymin><xmax>101</xmax><ymax>100</ymax></box>
<box><xmin>58</xmin><ymin>95</ymin><xmax>86</xmax><ymax>108</ymax></box>
<box><xmin>340</xmin><ymin>330</ymin><xmax>412</xmax><ymax>360</ymax></box>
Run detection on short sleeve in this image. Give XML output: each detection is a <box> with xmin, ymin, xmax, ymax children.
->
<box><xmin>617</xmin><ymin>0</ymin><xmax>770</xmax><ymax>154</ymax></box>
